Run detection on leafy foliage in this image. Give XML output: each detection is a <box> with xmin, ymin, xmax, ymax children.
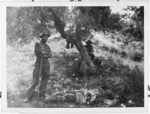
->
<box><xmin>125</xmin><ymin>6</ymin><xmax>144</xmax><ymax>21</ymax></box>
<box><xmin>7</xmin><ymin>6</ymin><xmax>144</xmax><ymax>44</ymax></box>
<box><xmin>77</xmin><ymin>7</ymin><xmax>123</xmax><ymax>32</ymax></box>
<box><xmin>77</xmin><ymin>7</ymin><xmax>111</xmax><ymax>31</ymax></box>
<box><xmin>124</xmin><ymin>6</ymin><xmax>144</xmax><ymax>40</ymax></box>
<box><xmin>7</xmin><ymin>7</ymin><xmax>33</xmax><ymax>44</ymax></box>
<box><xmin>7</xmin><ymin>7</ymin><xmax>68</xmax><ymax>44</ymax></box>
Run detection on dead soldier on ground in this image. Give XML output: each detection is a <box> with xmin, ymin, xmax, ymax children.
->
<box><xmin>24</xmin><ymin>32</ymin><xmax>52</xmax><ymax>103</ymax></box>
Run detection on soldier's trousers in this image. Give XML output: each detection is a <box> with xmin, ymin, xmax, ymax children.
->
<box><xmin>27</xmin><ymin>62</ymin><xmax>50</xmax><ymax>100</ymax></box>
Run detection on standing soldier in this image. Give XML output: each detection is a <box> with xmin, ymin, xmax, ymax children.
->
<box><xmin>25</xmin><ymin>32</ymin><xmax>52</xmax><ymax>103</ymax></box>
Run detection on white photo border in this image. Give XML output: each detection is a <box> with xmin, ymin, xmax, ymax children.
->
<box><xmin>1</xmin><ymin>0</ymin><xmax>149</xmax><ymax>113</ymax></box>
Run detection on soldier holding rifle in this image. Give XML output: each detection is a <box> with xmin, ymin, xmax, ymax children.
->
<box><xmin>25</xmin><ymin>32</ymin><xmax>52</xmax><ymax>103</ymax></box>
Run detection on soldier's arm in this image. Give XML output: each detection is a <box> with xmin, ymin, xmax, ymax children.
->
<box><xmin>43</xmin><ymin>45</ymin><xmax>52</xmax><ymax>58</ymax></box>
<box><xmin>35</xmin><ymin>43</ymin><xmax>44</xmax><ymax>57</ymax></box>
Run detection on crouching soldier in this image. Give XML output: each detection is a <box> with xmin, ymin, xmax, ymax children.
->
<box><xmin>25</xmin><ymin>32</ymin><xmax>52</xmax><ymax>103</ymax></box>
<box><xmin>85</xmin><ymin>40</ymin><xmax>95</xmax><ymax>61</ymax></box>
<box><xmin>85</xmin><ymin>40</ymin><xmax>101</xmax><ymax>67</ymax></box>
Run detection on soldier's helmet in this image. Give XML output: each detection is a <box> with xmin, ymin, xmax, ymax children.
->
<box><xmin>39</xmin><ymin>32</ymin><xmax>50</xmax><ymax>38</ymax></box>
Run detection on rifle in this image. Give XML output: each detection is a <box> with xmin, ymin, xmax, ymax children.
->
<box><xmin>83</xmin><ymin>60</ymin><xmax>87</xmax><ymax>88</ymax></box>
<box><xmin>35</xmin><ymin>57</ymin><xmax>43</xmax><ymax>106</ymax></box>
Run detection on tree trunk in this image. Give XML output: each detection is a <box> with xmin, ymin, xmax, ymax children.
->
<box><xmin>49</xmin><ymin>8</ymin><xmax>97</xmax><ymax>73</ymax></box>
<box><xmin>71</xmin><ymin>33</ymin><xmax>97</xmax><ymax>73</ymax></box>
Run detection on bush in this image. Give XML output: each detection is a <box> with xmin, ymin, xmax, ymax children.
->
<box><xmin>129</xmin><ymin>66</ymin><xmax>144</xmax><ymax>106</ymax></box>
<box><xmin>129</xmin><ymin>50</ymin><xmax>144</xmax><ymax>62</ymax></box>
<box><xmin>104</xmin><ymin>76</ymin><xmax>131</xmax><ymax>96</ymax></box>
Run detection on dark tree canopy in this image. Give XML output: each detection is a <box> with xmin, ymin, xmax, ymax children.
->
<box><xmin>77</xmin><ymin>7</ymin><xmax>111</xmax><ymax>31</ymax></box>
<box><xmin>124</xmin><ymin>6</ymin><xmax>144</xmax><ymax>40</ymax></box>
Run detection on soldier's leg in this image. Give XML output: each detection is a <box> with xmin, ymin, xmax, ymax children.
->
<box><xmin>27</xmin><ymin>66</ymin><xmax>40</xmax><ymax>100</ymax></box>
<box><xmin>39</xmin><ymin>67</ymin><xmax>50</xmax><ymax>99</ymax></box>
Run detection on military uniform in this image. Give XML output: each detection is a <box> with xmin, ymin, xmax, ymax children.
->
<box><xmin>27</xmin><ymin>41</ymin><xmax>52</xmax><ymax>100</ymax></box>
<box><xmin>85</xmin><ymin>40</ymin><xmax>95</xmax><ymax>61</ymax></box>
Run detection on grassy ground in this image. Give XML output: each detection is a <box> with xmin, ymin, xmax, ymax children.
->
<box><xmin>7</xmin><ymin>31</ymin><xmax>144</xmax><ymax>107</ymax></box>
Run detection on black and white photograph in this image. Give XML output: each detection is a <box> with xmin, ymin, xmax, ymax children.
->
<box><xmin>1</xmin><ymin>1</ymin><xmax>149</xmax><ymax>112</ymax></box>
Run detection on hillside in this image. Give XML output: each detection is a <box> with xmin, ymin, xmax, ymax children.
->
<box><xmin>7</xmin><ymin>31</ymin><xmax>144</xmax><ymax>107</ymax></box>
